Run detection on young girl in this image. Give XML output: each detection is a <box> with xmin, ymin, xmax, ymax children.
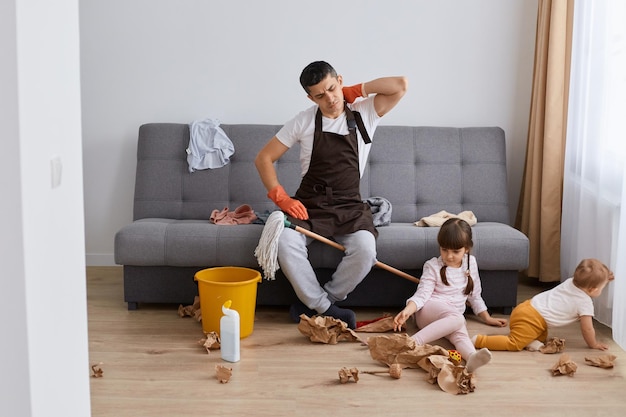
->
<box><xmin>393</xmin><ymin>218</ymin><xmax>507</xmax><ymax>373</ymax></box>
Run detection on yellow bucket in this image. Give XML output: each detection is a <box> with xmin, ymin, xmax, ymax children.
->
<box><xmin>194</xmin><ymin>267</ymin><xmax>261</xmax><ymax>338</ymax></box>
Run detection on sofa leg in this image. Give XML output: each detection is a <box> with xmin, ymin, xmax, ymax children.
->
<box><xmin>127</xmin><ymin>301</ymin><xmax>139</xmax><ymax>311</ymax></box>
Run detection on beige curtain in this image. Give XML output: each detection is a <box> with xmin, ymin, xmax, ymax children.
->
<box><xmin>515</xmin><ymin>0</ymin><xmax>574</xmax><ymax>282</ymax></box>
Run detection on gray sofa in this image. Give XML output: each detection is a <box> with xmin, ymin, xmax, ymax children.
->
<box><xmin>114</xmin><ymin>123</ymin><xmax>529</xmax><ymax>313</ymax></box>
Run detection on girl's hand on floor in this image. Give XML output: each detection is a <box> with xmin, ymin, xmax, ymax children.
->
<box><xmin>478</xmin><ymin>310</ymin><xmax>507</xmax><ymax>327</ymax></box>
<box><xmin>487</xmin><ymin>317</ymin><xmax>508</xmax><ymax>327</ymax></box>
<box><xmin>393</xmin><ymin>311</ymin><xmax>410</xmax><ymax>332</ymax></box>
<box><xmin>394</xmin><ymin>301</ymin><xmax>417</xmax><ymax>331</ymax></box>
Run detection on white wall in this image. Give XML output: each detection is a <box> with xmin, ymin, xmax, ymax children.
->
<box><xmin>1</xmin><ymin>1</ymin><xmax>91</xmax><ymax>416</ymax></box>
<box><xmin>80</xmin><ymin>0</ymin><xmax>538</xmax><ymax>265</ymax></box>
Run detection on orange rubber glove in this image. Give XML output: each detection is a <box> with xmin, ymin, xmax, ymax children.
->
<box><xmin>342</xmin><ymin>83</ymin><xmax>366</xmax><ymax>104</ymax></box>
<box><xmin>267</xmin><ymin>185</ymin><xmax>309</xmax><ymax>220</ymax></box>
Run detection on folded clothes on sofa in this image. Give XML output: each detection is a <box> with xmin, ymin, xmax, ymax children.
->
<box><xmin>210</xmin><ymin>204</ymin><xmax>258</xmax><ymax>225</ymax></box>
<box><xmin>365</xmin><ymin>196</ymin><xmax>392</xmax><ymax>227</ymax></box>
<box><xmin>414</xmin><ymin>210</ymin><xmax>477</xmax><ymax>227</ymax></box>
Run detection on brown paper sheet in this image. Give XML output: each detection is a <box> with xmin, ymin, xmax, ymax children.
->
<box><xmin>366</xmin><ymin>334</ymin><xmax>473</xmax><ymax>394</ymax></box>
<box><xmin>355</xmin><ymin>316</ymin><xmax>403</xmax><ymax>333</ymax></box>
<box><xmin>178</xmin><ymin>295</ymin><xmax>202</xmax><ymax>321</ymax></box>
<box><xmin>338</xmin><ymin>367</ymin><xmax>360</xmax><ymax>383</ymax></box>
<box><xmin>418</xmin><ymin>355</ymin><xmax>475</xmax><ymax>395</ymax></box>
<box><xmin>539</xmin><ymin>337</ymin><xmax>565</xmax><ymax>354</ymax></box>
<box><xmin>584</xmin><ymin>354</ymin><xmax>617</xmax><ymax>368</ymax></box>
<box><xmin>198</xmin><ymin>331</ymin><xmax>220</xmax><ymax>353</ymax></box>
<box><xmin>91</xmin><ymin>362</ymin><xmax>104</xmax><ymax>378</ymax></box>
<box><xmin>215</xmin><ymin>365</ymin><xmax>232</xmax><ymax>383</ymax></box>
<box><xmin>367</xmin><ymin>333</ymin><xmax>448</xmax><ymax>368</ymax></box>
<box><xmin>297</xmin><ymin>314</ymin><xmax>360</xmax><ymax>344</ymax></box>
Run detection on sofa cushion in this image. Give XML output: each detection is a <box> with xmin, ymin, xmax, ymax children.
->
<box><xmin>374</xmin><ymin>222</ymin><xmax>528</xmax><ymax>270</ymax></box>
<box><xmin>115</xmin><ymin>219</ymin><xmax>264</xmax><ymax>267</ymax></box>
<box><xmin>115</xmin><ymin>220</ymin><xmax>528</xmax><ymax>272</ymax></box>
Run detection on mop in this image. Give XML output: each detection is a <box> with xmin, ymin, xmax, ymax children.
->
<box><xmin>254</xmin><ymin>211</ymin><xmax>420</xmax><ymax>284</ymax></box>
<box><xmin>253</xmin><ymin>211</ymin><xmax>286</xmax><ymax>280</ymax></box>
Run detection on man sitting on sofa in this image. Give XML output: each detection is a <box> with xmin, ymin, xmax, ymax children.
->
<box><xmin>254</xmin><ymin>61</ymin><xmax>408</xmax><ymax>328</ymax></box>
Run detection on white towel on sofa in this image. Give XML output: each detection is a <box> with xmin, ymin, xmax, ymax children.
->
<box><xmin>186</xmin><ymin>118</ymin><xmax>234</xmax><ymax>172</ymax></box>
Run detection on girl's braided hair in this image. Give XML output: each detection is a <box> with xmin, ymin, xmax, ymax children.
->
<box><xmin>438</xmin><ymin>218</ymin><xmax>474</xmax><ymax>295</ymax></box>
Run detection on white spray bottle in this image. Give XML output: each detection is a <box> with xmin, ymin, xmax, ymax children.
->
<box><xmin>220</xmin><ymin>300</ymin><xmax>240</xmax><ymax>362</ymax></box>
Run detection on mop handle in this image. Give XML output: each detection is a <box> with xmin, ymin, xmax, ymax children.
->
<box><xmin>284</xmin><ymin>220</ymin><xmax>420</xmax><ymax>285</ymax></box>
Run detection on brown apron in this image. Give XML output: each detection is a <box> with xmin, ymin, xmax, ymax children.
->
<box><xmin>289</xmin><ymin>105</ymin><xmax>378</xmax><ymax>238</ymax></box>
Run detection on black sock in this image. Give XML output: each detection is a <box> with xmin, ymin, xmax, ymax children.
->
<box><xmin>288</xmin><ymin>301</ymin><xmax>316</xmax><ymax>323</ymax></box>
<box><xmin>323</xmin><ymin>305</ymin><xmax>356</xmax><ymax>329</ymax></box>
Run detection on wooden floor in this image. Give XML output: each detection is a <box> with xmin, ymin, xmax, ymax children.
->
<box><xmin>87</xmin><ymin>267</ymin><xmax>626</xmax><ymax>417</ymax></box>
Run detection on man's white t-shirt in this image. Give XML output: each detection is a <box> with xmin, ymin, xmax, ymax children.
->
<box><xmin>275</xmin><ymin>97</ymin><xmax>381</xmax><ymax>178</ymax></box>
<box><xmin>530</xmin><ymin>278</ymin><xmax>595</xmax><ymax>327</ymax></box>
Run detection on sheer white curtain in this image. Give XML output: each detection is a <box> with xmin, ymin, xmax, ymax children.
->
<box><xmin>562</xmin><ymin>0</ymin><xmax>626</xmax><ymax>348</ymax></box>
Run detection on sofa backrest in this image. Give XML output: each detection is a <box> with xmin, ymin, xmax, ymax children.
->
<box><xmin>363</xmin><ymin>126</ymin><xmax>510</xmax><ymax>224</ymax></box>
<box><xmin>133</xmin><ymin>123</ymin><xmax>510</xmax><ymax>225</ymax></box>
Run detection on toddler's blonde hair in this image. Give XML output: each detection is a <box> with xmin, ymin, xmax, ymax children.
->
<box><xmin>573</xmin><ymin>258</ymin><xmax>612</xmax><ymax>290</ymax></box>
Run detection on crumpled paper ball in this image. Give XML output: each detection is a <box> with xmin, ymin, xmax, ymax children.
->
<box><xmin>550</xmin><ymin>353</ymin><xmax>577</xmax><ymax>376</ymax></box>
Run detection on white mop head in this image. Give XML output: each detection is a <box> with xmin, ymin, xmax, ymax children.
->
<box><xmin>254</xmin><ymin>211</ymin><xmax>286</xmax><ymax>280</ymax></box>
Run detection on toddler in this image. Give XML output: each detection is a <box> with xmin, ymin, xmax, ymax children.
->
<box><xmin>473</xmin><ymin>258</ymin><xmax>614</xmax><ymax>351</ymax></box>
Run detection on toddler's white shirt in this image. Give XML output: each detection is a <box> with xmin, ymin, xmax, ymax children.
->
<box><xmin>531</xmin><ymin>277</ymin><xmax>594</xmax><ymax>327</ymax></box>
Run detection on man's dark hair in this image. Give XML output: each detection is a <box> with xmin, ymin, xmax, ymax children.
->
<box><xmin>299</xmin><ymin>61</ymin><xmax>337</xmax><ymax>94</ymax></box>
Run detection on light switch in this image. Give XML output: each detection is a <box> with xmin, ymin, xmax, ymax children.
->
<box><xmin>51</xmin><ymin>156</ymin><xmax>62</xmax><ymax>188</ymax></box>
